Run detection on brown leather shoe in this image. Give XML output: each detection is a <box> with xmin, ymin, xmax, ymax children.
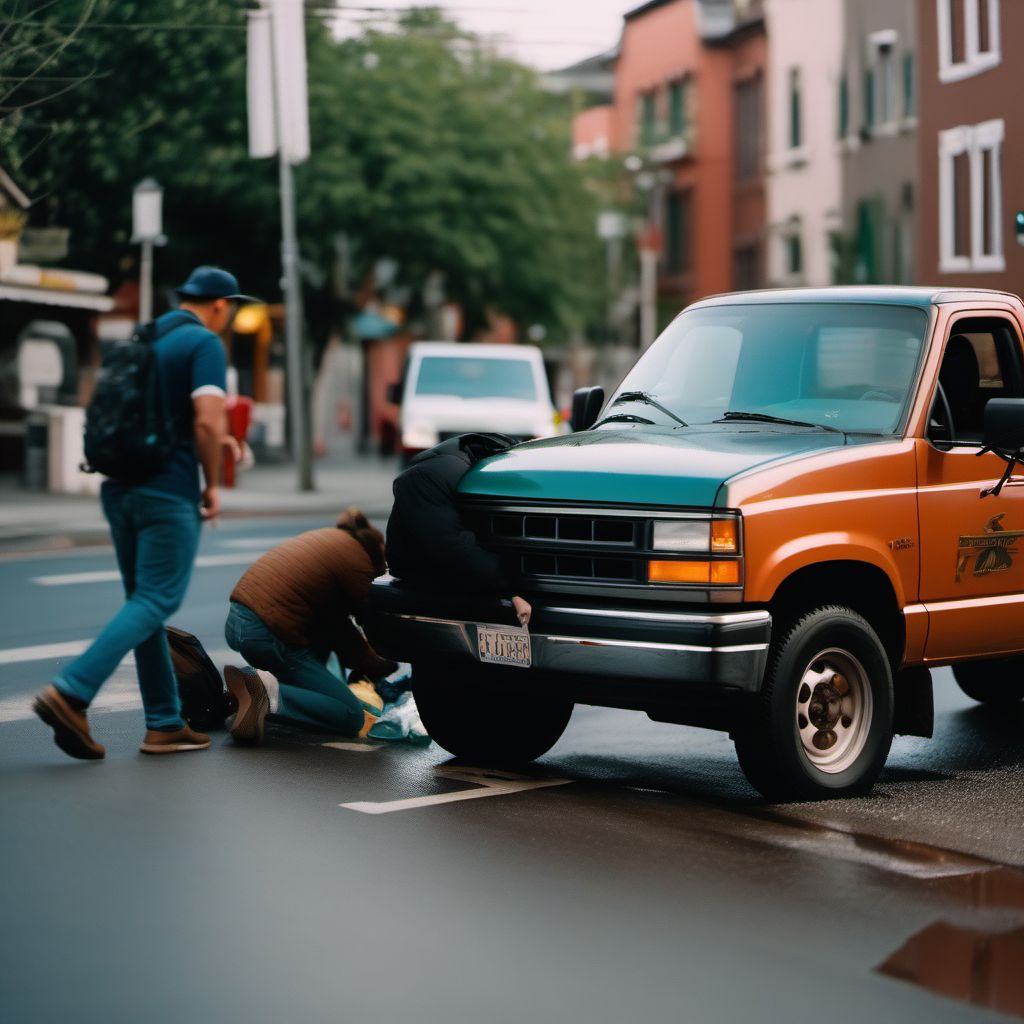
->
<box><xmin>33</xmin><ymin>685</ymin><xmax>105</xmax><ymax>760</ymax></box>
<box><xmin>224</xmin><ymin>665</ymin><xmax>269</xmax><ymax>746</ymax></box>
<box><xmin>139</xmin><ymin>724</ymin><xmax>211</xmax><ymax>754</ymax></box>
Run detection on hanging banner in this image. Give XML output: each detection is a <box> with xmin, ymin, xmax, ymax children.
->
<box><xmin>271</xmin><ymin>0</ymin><xmax>310</xmax><ymax>165</ymax></box>
<box><xmin>246</xmin><ymin>0</ymin><xmax>310</xmax><ymax>164</ymax></box>
<box><xmin>246</xmin><ymin>8</ymin><xmax>276</xmax><ymax>159</ymax></box>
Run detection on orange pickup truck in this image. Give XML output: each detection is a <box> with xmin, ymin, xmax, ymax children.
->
<box><xmin>367</xmin><ymin>287</ymin><xmax>1024</xmax><ymax>799</ymax></box>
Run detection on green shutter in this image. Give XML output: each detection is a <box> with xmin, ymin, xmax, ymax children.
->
<box><xmin>789</xmin><ymin>70</ymin><xmax>802</xmax><ymax>148</ymax></box>
<box><xmin>903</xmin><ymin>53</ymin><xmax>915</xmax><ymax>118</ymax></box>
<box><xmin>863</xmin><ymin>69</ymin><xmax>875</xmax><ymax>131</ymax></box>
<box><xmin>838</xmin><ymin>74</ymin><xmax>849</xmax><ymax>139</ymax></box>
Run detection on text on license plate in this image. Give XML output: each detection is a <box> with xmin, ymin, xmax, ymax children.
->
<box><xmin>477</xmin><ymin>625</ymin><xmax>532</xmax><ymax>668</ymax></box>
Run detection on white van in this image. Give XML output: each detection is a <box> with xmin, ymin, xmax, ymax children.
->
<box><xmin>389</xmin><ymin>342</ymin><xmax>562</xmax><ymax>459</ymax></box>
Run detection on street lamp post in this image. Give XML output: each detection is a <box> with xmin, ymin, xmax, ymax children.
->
<box><xmin>131</xmin><ymin>178</ymin><xmax>165</xmax><ymax>323</ymax></box>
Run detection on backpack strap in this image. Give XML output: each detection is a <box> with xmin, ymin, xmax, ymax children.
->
<box><xmin>135</xmin><ymin>310</ymin><xmax>199</xmax><ymax>344</ymax></box>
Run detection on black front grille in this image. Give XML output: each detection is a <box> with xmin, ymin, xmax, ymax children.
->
<box><xmin>463</xmin><ymin>505</ymin><xmax>649</xmax><ymax>585</ymax></box>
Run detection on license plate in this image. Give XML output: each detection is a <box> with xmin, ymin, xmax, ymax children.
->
<box><xmin>476</xmin><ymin>624</ymin><xmax>532</xmax><ymax>668</ymax></box>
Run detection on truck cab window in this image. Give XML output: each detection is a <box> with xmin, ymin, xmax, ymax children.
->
<box><xmin>931</xmin><ymin>318</ymin><xmax>1024</xmax><ymax>446</ymax></box>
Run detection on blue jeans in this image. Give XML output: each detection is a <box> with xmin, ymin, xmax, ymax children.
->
<box><xmin>55</xmin><ymin>486</ymin><xmax>201</xmax><ymax>730</ymax></box>
<box><xmin>224</xmin><ymin>602</ymin><xmax>364</xmax><ymax>736</ymax></box>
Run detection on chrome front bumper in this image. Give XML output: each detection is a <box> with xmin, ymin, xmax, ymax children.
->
<box><xmin>364</xmin><ymin>578</ymin><xmax>771</xmax><ymax>692</ymax></box>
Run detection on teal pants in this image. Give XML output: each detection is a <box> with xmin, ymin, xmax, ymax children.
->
<box><xmin>224</xmin><ymin>602</ymin><xmax>364</xmax><ymax>736</ymax></box>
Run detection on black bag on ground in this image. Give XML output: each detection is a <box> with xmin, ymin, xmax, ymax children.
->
<box><xmin>82</xmin><ymin>316</ymin><xmax>184</xmax><ymax>480</ymax></box>
<box><xmin>166</xmin><ymin>625</ymin><xmax>230</xmax><ymax>730</ymax></box>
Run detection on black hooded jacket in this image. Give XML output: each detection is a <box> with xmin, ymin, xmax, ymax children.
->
<box><xmin>386</xmin><ymin>433</ymin><xmax>516</xmax><ymax>596</ymax></box>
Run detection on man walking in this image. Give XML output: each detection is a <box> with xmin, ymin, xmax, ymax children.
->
<box><xmin>33</xmin><ymin>266</ymin><xmax>250</xmax><ymax>759</ymax></box>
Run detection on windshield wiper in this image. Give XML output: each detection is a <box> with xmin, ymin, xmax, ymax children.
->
<box><xmin>592</xmin><ymin>412</ymin><xmax>656</xmax><ymax>428</ymax></box>
<box><xmin>715</xmin><ymin>411</ymin><xmax>844</xmax><ymax>434</ymax></box>
<box><xmin>611</xmin><ymin>391</ymin><xmax>688</xmax><ymax>427</ymax></box>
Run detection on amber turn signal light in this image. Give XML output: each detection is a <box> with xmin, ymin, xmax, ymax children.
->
<box><xmin>647</xmin><ymin>560</ymin><xmax>741</xmax><ymax>585</ymax></box>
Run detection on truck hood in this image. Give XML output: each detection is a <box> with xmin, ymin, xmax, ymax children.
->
<box><xmin>458</xmin><ymin>426</ymin><xmax>852</xmax><ymax>507</ymax></box>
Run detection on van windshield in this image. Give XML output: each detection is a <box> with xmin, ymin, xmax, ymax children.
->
<box><xmin>414</xmin><ymin>356</ymin><xmax>538</xmax><ymax>401</ymax></box>
<box><xmin>606</xmin><ymin>303</ymin><xmax>929</xmax><ymax>434</ymax></box>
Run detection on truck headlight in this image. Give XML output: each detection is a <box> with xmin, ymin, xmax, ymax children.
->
<box><xmin>652</xmin><ymin>517</ymin><xmax>739</xmax><ymax>553</ymax></box>
<box><xmin>651</xmin><ymin>520</ymin><xmax>710</xmax><ymax>552</ymax></box>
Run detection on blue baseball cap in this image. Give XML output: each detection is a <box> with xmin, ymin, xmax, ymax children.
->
<box><xmin>175</xmin><ymin>265</ymin><xmax>259</xmax><ymax>303</ymax></box>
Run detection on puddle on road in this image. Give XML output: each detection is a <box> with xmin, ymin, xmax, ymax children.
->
<box><xmin>876</xmin><ymin>866</ymin><xmax>1024</xmax><ymax>1018</ymax></box>
<box><xmin>879</xmin><ymin>919</ymin><xmax>1024</xmax><ymax>1018</ymax></box>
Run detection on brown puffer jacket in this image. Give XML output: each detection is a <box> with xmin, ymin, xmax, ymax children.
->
<box><xmin>230</xmin><ymin>509</ymin><xmax>385</xmax><ymax>652</ymax></box>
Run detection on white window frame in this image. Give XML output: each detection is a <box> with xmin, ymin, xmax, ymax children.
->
<box><xmin>938</xmin><ymin>118</ymin><xmax>1005</xmax><ymax>273</ymax></box>
<box><xmin>936</xmin><ymin>0</ymin><xmax>1001</xmax><ymax>83</ymax></box>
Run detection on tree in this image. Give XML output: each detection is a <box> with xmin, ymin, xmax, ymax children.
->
<box><xmin>3</xmin><ymin>2</ymin><xmax>603</xmax><ymax>340</ymax></box>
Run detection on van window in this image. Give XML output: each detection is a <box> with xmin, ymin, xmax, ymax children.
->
<box><xmin>414</xmin><ymin>356</ymin><xmax>538</xmax><ymax>401</ymax></box>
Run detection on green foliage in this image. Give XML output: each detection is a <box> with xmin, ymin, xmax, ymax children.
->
<box><xmin>2</xmin><ymin>1</ymin><xmax>603</xmax><ymax>339</ymax></box>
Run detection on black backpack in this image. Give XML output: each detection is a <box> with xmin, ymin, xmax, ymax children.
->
<box><xmin>166</xmin><ymin>625</ymin><xmax>230</xmax><ymax>730</ymax></box>
<box><xmin>82</xmin><ymin>314</ymin><xmax>188</xmax><ymax>480</ymax></box>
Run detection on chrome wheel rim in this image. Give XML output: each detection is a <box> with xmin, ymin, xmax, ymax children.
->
<box><xmin>795</xmin><ymin>648</ymin><xmax>873</xmax><ymax>774</ymax></box>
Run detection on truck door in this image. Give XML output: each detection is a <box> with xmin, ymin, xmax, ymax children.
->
<box><xmin>917</xmin><ymin>313</ymin><xmax>1024</xmax><ymax>661</ymax></box>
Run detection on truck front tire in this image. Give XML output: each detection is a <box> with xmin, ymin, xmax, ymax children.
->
<box><xmin>412</xmin><ymin>661</ymin><xmax>574</xmax><ymax>764</ymax></box>
<box><xmin>953</xmin><ymin>659</ymin><xmax>1024</xmax><ymax>707</ymax></box>
<box><xmin>734</xmin><ymin>606</ymin><xmax>894</xmax><ymax>801</ymax></box>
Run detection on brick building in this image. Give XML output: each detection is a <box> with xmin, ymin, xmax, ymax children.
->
<box><xmin>916</xmin><ymin>0</ymin><xmax>1023</xmax><ymax>289</ymax></box>
<box><xmin>612</xmin><ymin>0</ymin><xmax>767</xmax><ymax>321</ymax></box>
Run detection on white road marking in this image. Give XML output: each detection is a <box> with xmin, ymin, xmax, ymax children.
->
<box><xmin>341</xmin><ymin>766</ymin><xmax>572</xmax><ymax>814</ymax></box>
<box><xmin>0</xmin><ymin>668</ymin><xmax>142</xmax><ymax>723</ymax></box>
<box><xmin>0</xmin><ymin>640</ymin><xmax>90</xmax><ymax>665</ymax></box>
<box><xmin>322</xmin><ymin>741</ymin><xmax>384</xmax><ymax>753</ymax></box>
<box><xmin>32</xmin><ymin>552</ymin><xmax>257</xmax><ymax>586</ymax></box>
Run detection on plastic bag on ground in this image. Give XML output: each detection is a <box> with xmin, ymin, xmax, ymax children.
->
<box><xmin>368</xmin><ymin>690</ymin><xmax>430</xmax><ymax>745</ymax></box>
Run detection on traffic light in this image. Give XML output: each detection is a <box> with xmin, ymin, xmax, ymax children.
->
<box><xmin>1016</xmin><ymin>210</ymin><xmax>1024</xmax><ymax>247</ymax></box>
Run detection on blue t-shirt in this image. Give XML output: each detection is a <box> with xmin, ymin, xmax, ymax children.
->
<box><xmin>112</xmin><ymin>309</ymin><xmax>228</xmax><ymax>505</ymax></box>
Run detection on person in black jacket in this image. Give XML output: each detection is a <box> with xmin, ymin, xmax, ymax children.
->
<box><xmin>386</xmin><ymin>433</ymin><xmax>531</xmax><ymax>626</ymax></box>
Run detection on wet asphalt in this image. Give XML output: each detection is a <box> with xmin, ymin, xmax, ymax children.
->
<box><xmin>1</xmin><ymin>514</ymin><xmax>1022</xmax><ymax>1023</ymax></box>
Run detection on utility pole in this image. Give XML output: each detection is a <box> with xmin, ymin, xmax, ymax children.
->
<box><xmin>247</xmin><ymin>0</ymin><xmax>313</xmax><ymax>491</ymax></box>
<box><xmin>278</xmin><ymin>153</ymin><xmax>313</xmax><ymax>490</ymax></box>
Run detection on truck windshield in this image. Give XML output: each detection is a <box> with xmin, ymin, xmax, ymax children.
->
<box><xmin>414</xmin><ymin>356</ymin><xmax>538</xmax><ymax>401</ymax></box>
<box><xmin>607</xmin><ymin>303</ymin><xmax>929</xmax><ymax>434</ymax></box>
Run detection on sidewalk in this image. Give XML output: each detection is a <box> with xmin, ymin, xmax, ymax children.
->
<box><xmin>0</xmin><ymin>451</ymin><xmax>400</xmax><ymax>553</ymax></box>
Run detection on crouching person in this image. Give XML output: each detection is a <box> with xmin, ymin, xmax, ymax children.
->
<box><xmin>223</xmin><ymin>508</ymin><xmax>396</xmax><ymax>745</ymax></box>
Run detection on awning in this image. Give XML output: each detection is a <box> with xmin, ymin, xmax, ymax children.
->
<box><xmin>0</xmin><ymin>283</ymin><xmax>114</xmax><ymax>312</ymax></box>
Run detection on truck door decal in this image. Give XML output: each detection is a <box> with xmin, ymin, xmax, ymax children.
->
<box><xmin>955</xmin><ymin>514</ymin><xmax>1023</xmax><ymax>582</ymax></box>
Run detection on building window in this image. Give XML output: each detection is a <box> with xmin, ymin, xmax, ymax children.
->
<box><xmin>785</xmin><ymin>229</ymin><xmax>803</xmax><ymax>278</ymax></box>
<box><xmin>665</xmin><ymin>189</ymin><xmax>693</xmax><ymax>275</ymax></box>
<box><xmin>937</xmin><ymin>0</ymin><xmax>1000</xmax><ymax>83</ymax></box>
<box><xmin>837</xmin><ymin>73</ymin><xmax>849</xmax><ymax>139</ymax></box>
<box><xmin>788</xmin><ymin>68</ymin><xmax>802</xmax><ymax>149</ymax></box>
<box><xmin>877</xmin><ymin>45</ymin><xmax>896</xmax><ymax>125</ymax></box>
<box><xmin>639</xmin><ymin>90</ymin><xmax>658</xmax><ymax>146</ymax></box>
<box><xmin>734</xmin><ymin>73</ymin><xmax>763</xmax><ymax>181</ymax></box>
<box><xmin>939</xmin><ymin>119</ymin><xmax>1005</xmax><ymax>273</ymax></box>
<box><xmin>668</xmin><ymin>78</ymin><xmax>690</xmax><ymax>139</ymax></box>
<box><xmin>734</xmin><ymin>244</ymin><xmax>760</xmax><ymax>291</ymax></box>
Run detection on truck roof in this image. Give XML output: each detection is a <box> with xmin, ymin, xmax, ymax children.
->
<box><xmin>690</xmin><ymin>286</ymin><xmax>1021</xmax><ymax>310</ymax></box>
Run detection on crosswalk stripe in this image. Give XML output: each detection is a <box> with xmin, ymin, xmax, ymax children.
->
<box><xmin>32</xmin><ymin>552</ymin><xmax>257</xmax><ymax>587</ymax></box>
<box><xmin>0</xmin><ymin>640</ymin><xmax>90</xmax><ymax>665</ymax></box>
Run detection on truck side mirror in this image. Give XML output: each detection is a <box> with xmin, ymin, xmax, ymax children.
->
<box><xmin>983</xmin><ymin>398</ymin><xmax>1024</xmax><ymax>453</ymax></box>
<box><xmin>386</xmin><ymin>382</ymin><xmax>402</xmax><ymax>405</ymax></box>
<box><xmin>570</xmin><ymin>386</ymin><xmax>604</xmax><ymax>432</ymax></box>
